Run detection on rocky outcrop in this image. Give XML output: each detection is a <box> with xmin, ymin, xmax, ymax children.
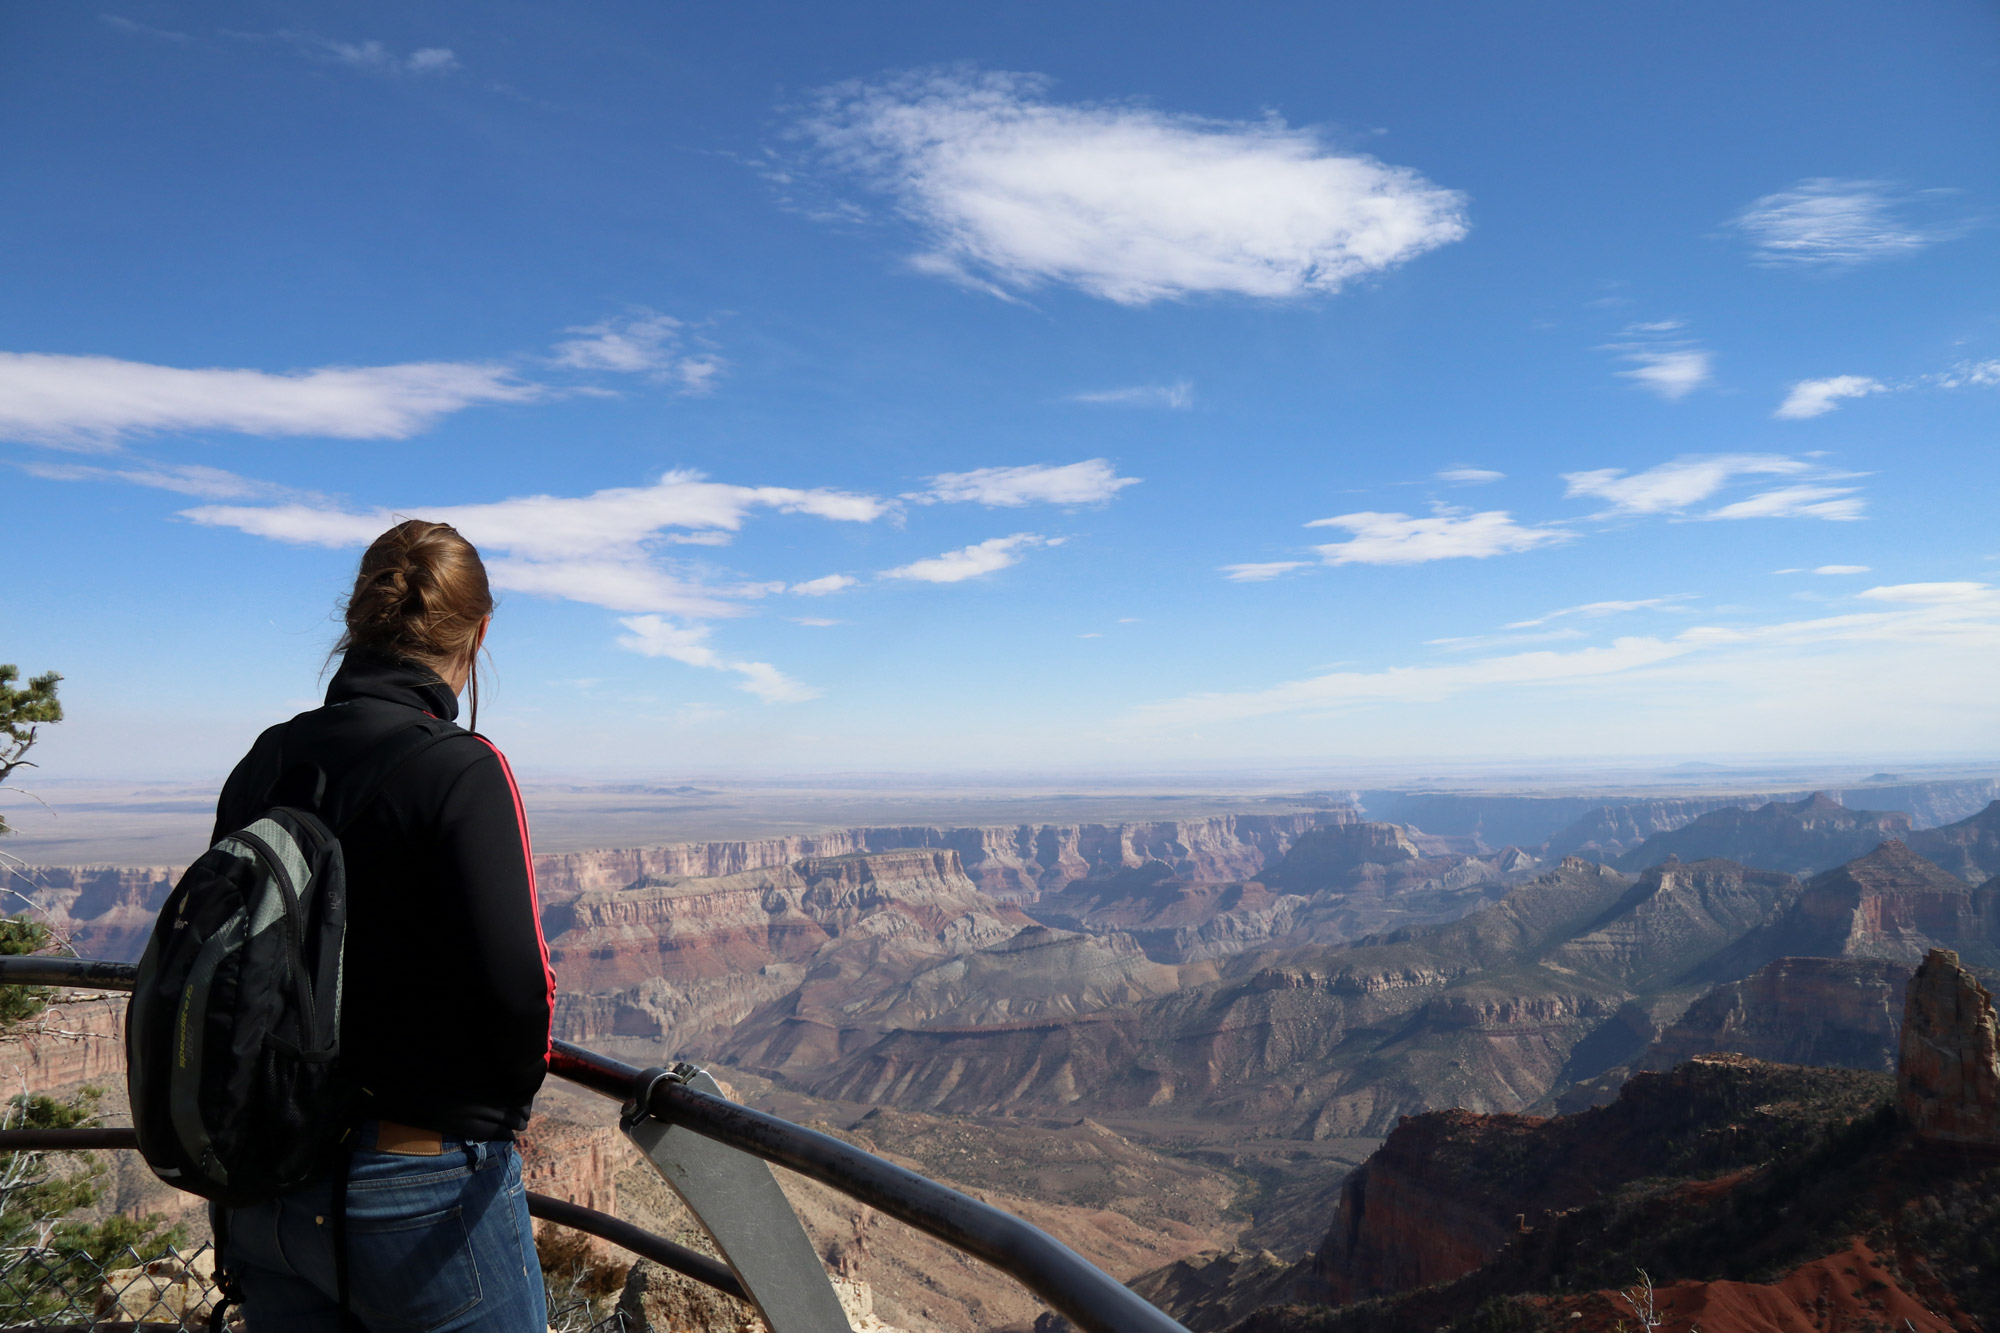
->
<box><xmin>3</xmin><ymin>866</ymin><xmax>180</xmax><ymax>963</ymax></box>
<box><xmin>1028</xmin><ymin>826</ymin><xmax>1533</xmax><ymax>963</ymax></box>
<box><xmin>1616</xmin><ymin>794</ymin><xmax>1910</xmax><ymax>876</ymax></box>
<box><xmin>0</xmin><ymin>991</ymin><xmax>128</xmax><ymax>1094</ymax></box>
<box><xmin>1897</xmin><ymin>947</ymin><xmax>2000</xmax><ymax>1145</ymax></box>
<box><xmin>1907</xmin><ymin>799</ymin><xmax>2000</xmax><ymax>884</ymax></box>
<box><xmin>1549</xmin><ymin>859</ymin><xmax>1799</xmax><ymax>989</ymax></box>
<box><xmin>1716</xmin><ymin>840</ymin><xmax>1999</xmax><ymax>972</ymax></box>
<box><xmin>531</xmin><ymin>813</ymin><xmax>1348</xmax><ymax>906</ymax></box>
<box><xmin>1308</xmin><ymin>1055</ymin><xmax>1894</xmax><ymax>1307</ymax></box>
<box><xmin>1545</xmin><ymin>798</ymin><xmax>1755</xmax><ymax>861</ymax></box>
<box><xmin>516</xmin><ymin>1116</ymin><xmax>625</xmax><ymax>1215</ymax></box>
<box><xmin>1641</xmin><ymin>957</ymin><xmax>1911</xmax><ymax>1073</ymax></box>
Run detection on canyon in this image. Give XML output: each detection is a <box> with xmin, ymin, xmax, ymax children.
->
<box><xmin>15</xmin><ymin>782</ymin><xmax>2000</xmax><ymax>1333</ymax></box>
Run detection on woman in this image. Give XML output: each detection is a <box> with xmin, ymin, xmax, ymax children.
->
<box><xmin>209</xmin><ymin>519</ymin><xmax>555</xmax><ymax>1331</ymax></box>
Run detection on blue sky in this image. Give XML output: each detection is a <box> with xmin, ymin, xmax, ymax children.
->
<box><xmin>5</xmin><ymin>1</ymin><xmax>1999</xmax><ymax>777</ymax></box>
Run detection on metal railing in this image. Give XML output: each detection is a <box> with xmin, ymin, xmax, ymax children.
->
<box><xmin>0</xmin><ymin>955</ymin><xmax>1188</xmax><ymax>1333</ymax></box>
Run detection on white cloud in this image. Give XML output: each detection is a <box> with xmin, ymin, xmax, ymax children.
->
<box><xmin>273</xmin><ymin>31</ymin><xmax>460</xmax><ymax>75</ymax></box>
<box><xmin>1503</xmin><ymin>596</ymin><xmax>1691</xmax><ymax>629</ymax></box>
<box><xmin>1814</xmin><ymin>565</ymin><xmax>1870</xmax><ymax>575</ymax></box>
<box><xmin>183</xmin><ymin>469</ymin><xmax>893</xmax><ymax>617</ymax></box>
<box><xmin>549</xmin><ymin>312</ymin><xmax>723</xmax><ymax>393</ymax></box>
<box><xmin>1221</xmin><ymin>561</ymin><xmax>1308</xmax><ymax>582</ymax></box>
<box><xmin>1775</xmin><ymin>375</ymin><xmax>1886</xmax><ymax>419</ymax></box>
<box><xmin>1130</xmin><ymin>582</ymin><xmax>2000</xmax><ymax>729</ymax></box>
<box><xmin>798</xmin><ymin>68</ymin><xmax>1469</xmax><ymax>304</ymax></box>
<box><xmin>1615</xmin><ymin>347</ymin><xmax>1713</xmax><ymax>400</ymax></box>
<box><xmin>1068</xmin><ymin>381</ymin><xmax>1193</xmax><ymax>409</ymax></box>
<box><xmin>1561</xmin><ymin>454</ymin><xmax>1818</xmax><ymax>516</ymax></box>
<box><xmin>1855</xmin><ymin>581</ymin><xmax>1994</xmax><ymax>606</ymax></box>
<box><xmin>616</xmin><ymin>615</ymin><xmax>819</xmax><ymax>703</ymax></box>
<box><xmin>1933</xmin><ymin>359</ymin><xmax>2000</xmax><ymax>390</ymax></box>
<box><xmin>16</xmin><ymin>458</ymin><xmax>303</xmax><ymax>501</ymax></box>
<box><xmin>1436</xmin><ymin>466</ymin><xmax>1503</xmax><ymax>485</ymax></box>
<box><xmin>1704</xmin><ymin>484</ymin><xmax>1864</xmax><ymax>522</ymax></box>
<box><xmin>920</xmin><ymin>459</ymin><xmax>1138</xmax><ymax>507</ymax></box>
<box><xmin>0</xmin><ymin>352</ymin><xmax>539</xmax><ymax>449</ymax></box>
<box><xmin>792</xmin><ymin>617</ymin><xmax>842</xmax><ymax>627</ymax></box>
<box><xmin>881</xmin><ymin>533</ymin><xmax>1053</xmax><ymax>583</ymax></box>
<box><xmin>1731</xmin><ymin>178</ymin><xmax>1973</xmax><ymax>268</ymax></box>
<box><xmin>1305</xmin><ymin>508</ymin><xmax>1570</xmax><ymax>565</ymax></box>
<box><xmin>790</xmin><ymin>574</ymin><xmax>856</xmax><ymax>596</ymax></box>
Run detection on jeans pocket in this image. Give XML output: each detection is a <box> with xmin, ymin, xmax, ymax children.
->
<box><xmin>348</xmin><ymin>1204</ymin><xmax>483</xmax><ymax>1330</ymax></box>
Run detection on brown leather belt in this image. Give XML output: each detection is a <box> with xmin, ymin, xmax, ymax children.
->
<box><xmin>375</xmin><ymin>1120</ymin><xmax>445</xmax><ymax>1156</ymax></box>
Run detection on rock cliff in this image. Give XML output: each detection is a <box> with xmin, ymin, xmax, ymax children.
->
<box><xmin>1639</xmin><ymin>957</ymin><xmax>1911</xmax><ymax>1073</ymax></box>
<box><xmin>4</xmin><ymin>866</ymin><xmax>181</xmax><ymax>963</ymax></box>
<box><xmin>1028</xmin><ymin>824</ymin><xmax>1534</xmax><ymax>964</ymax></box>
<box><xmin>1544</xmin><ymin>798</ymin><xmax>1755</xmax><ymax>861</ymax></box>
<box><xmin>1896</xmin><ymin>947</ymin><xmax>2000</xmax><ymax>1145</ymax></box>
<box><xmin>532</xmin><ymin>813</ymin><xmax>1345</xmax><ymax>906</ymax></box>
<box><xmin>1715</xmin><ymin>839</ymin><xmax>1999</xmax><ymax>972</ymax></box>
<box><xmin>1906</xmin><ymin>798</ymin><xmax>2000</xmax><ymax>884</ymax></box>
<box><xmin>1615</xmin><ymin>793</ymin><xmax>1910</xmax><ymax>876</ymax></box>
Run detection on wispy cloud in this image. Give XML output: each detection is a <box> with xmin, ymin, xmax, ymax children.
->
<box><xmin>1068</xmin><ymin>381</ymin><xmax>1193</xmax><ymax>409</ymax></box>
<box><xmin>100</xmin><ymin>14</ymin><xmax>190</xmax><ymax>42</ymax></box>
<box><xmin>0</xmin><ymin>352</ymin><xmax>539</xmax><ymax>450</ymax></box>
<box><xmin>1814</xmin><ymin>565</ymin><xmax>1870</xmax><ymax>575</ymax></box>
<box><xmin>1772</xmin><ymin>357</ymin><xmax>1999</xmax><ymax>419</ymax></box>
<box><xmin>1436</xmin><ymin>466</ymin><xmax>1503</xmax><ymax>485</ymax></box>
<box><xmin>617</xmin><ymin>615</ymin><xmax>819</xmax><ymax>703</ymax></box>
<box><xmin>1602</xmin><ymin>321</ymin><xmax>1712</xmax><ymax>400</ymax></box>
<box><xmin>16</xmin><ymin>458</ymin><xmax>307</xmax><ymax>501</ymax></box>
<box><xmin>881</xmin><ymin>533</ymin><xmax>1056</xmax><ymax>583</ymax></box>
<box><xmin>1129</xmin><ymin>581</ymin><xmax>2000</xmax><ymax>729</ymax></box>
<box><xmin>1705</xmin><ymin>484</ymin><xmax>1863</xmax><ymax>521</ymax></box>
<box><xmin>795</xmin><ymin>67</ymin><xmax>1468</xmax><ymax>304</ymax></box>
<box><xmin>183</xmin><ymin>470</ymin><xmax>893</xmax><ymax>617</ymax></box>
<box><xmin>1503</xmin><ymin>595</ymin><xmax>1693</xmax><ymax>629</ymax></box>
<box><xmin>549</xmin><ymin>312</ymin><xmax>723</xmax><ymax>393</ymax></box>
<box><xmin>1775</xmin><ymin>375</ymin><xmax>1886</xmax><ymax>419</ymax></box>
<box><xmin>1561</xmin><ymin>454</ymin><xmax>1859</xmax><ymax>520</ymax></box>
<box><xmin>1305</xmin><ymin>507</ymin><xmax>1570</xmax><ymax>565</ymax></box>
<box><xmin>789</xmin><ymin>574</ymin><xmax>856</xmax><ymax>596</ymax></box>
<box><xmin>267</xmin><ymin>31</ymin><xmax>461</xmax><ymax>76</ymax></box>
<box><xmin>1731</xmin><ymin>178</ymin><xmax>1975</xmax><ymax>269</ymax></box>
<box><xmin>1221</xmin><ymin>561</ymin><xmax>1309</xmax><ymax>582</ymax></box>
<box><xmin>918</xmin><ymin>459</ymin><xmax>1138</xmax><ymax>507</ymax></box>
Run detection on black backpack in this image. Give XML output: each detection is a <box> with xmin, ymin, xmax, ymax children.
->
<box><xmin>127</xmin><ymin>716</ymin><xmax>465</xmax><ymax>1205</ymax></box>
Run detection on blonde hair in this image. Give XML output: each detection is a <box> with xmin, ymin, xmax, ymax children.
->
<box><xmin>337</xmin><ymin>520</ymin><xmax>494</xmax><ymax>728</ymax></box>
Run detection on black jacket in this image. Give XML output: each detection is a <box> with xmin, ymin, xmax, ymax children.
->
<box><xmin>213</xmin><ymin>652</ymin><xmax>553</xmax><ymax>1141</ymax></box>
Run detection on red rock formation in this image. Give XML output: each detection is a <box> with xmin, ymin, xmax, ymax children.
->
<box><xmin>1897</xmin><ymin>947</ymin><xmax>2000</xmax><ymax>1145</ymax></box>
<box><xmin>530</xmin><ymin>813</ymin><xmax>1345</xmax><ymax>906</ymax></box>
<box><xmin>516</xmin><ymin>1115</ymin><xmax>625</xmax><ymax>1214</ymax></box>
<box><xmin>0</xmin><ymin>992</ymin><xmax>128</xmax><ymax>1093</ymax></box>
<box><xmin>5</xmin><ymin>867</ymin><xmax>181</xmax><ymax>963</ymax></box>
<box><xmin>1641</xmin><ymin>957</ymin><xmax>1909</xmax><ymax>1073</ymax></box>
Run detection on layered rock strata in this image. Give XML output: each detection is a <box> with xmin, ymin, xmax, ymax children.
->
<box><xmin>1640</xmin><ymin>957</ymin><xmax>1910</xmax><ymax>1073</ymax></box>
<box><xmin>533</xmin><ymin>812</ymin><xmax>1348</xmax><ymax>906</ymax></box>
<box><xmin>1615</xmin><ymin>794</ymin><xmax>1911</xmax><ymax>876</ymax></box>
<box><xmin>1897</xmin><ymin>947</ymin><xmax>2000</xmax><ymax>1145</ymax></box>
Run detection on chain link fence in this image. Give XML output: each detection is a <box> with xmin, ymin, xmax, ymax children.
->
<box><xmin>0</xmin><ymin>1236</ymin><xmax>230</xmax><ymax>1331</ymax></box>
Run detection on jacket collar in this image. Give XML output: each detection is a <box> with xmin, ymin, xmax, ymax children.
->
<box><xmin>325</xmin><ymin>651</ymin><xmax>460</xmax><ymax>723</ymax></box>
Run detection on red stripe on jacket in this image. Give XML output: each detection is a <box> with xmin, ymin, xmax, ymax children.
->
<box><xmin>476</xmin><ymin>735</ymin><xmax>557</xmax><ymax>1057</ymax></box>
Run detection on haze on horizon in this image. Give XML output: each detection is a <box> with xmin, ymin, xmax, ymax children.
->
<box><xmin>4</xmin><ymin>2</ymin><xmax>1998</xmax><ymax>782</ymax></box>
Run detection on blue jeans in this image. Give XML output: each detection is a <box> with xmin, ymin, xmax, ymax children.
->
<box><xmin>218</xmin><ymin>1124</ymin><xmax>547</xmax><ymax>1332</ymax></box>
